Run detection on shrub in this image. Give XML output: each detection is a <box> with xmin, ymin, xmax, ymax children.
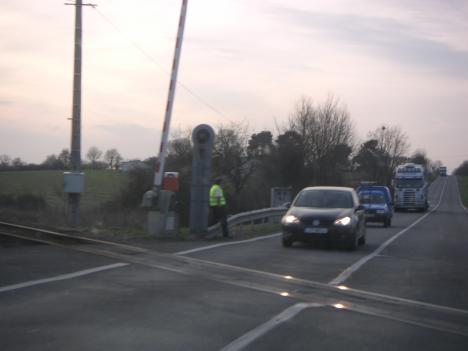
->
<box><xmin>16</xmin><ymin>194</ymin><xmax>48</xmax><ymax>211</ymax></box>
<box><xmin>0</xmin><ymin>193</ymin><xmax>47</xmax><ymax>211</ymax></box>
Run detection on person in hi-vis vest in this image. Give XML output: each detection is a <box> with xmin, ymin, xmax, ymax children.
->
<box><xmin>209</xmin><ymin>177</ymin><xmax>230</xmax><ymax>237</ymax></box>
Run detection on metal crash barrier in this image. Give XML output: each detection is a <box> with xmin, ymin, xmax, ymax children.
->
<box><xmin>207</xmin><ymin>207</ymin><xmax>288</xmax><ymax>237</ymax></box>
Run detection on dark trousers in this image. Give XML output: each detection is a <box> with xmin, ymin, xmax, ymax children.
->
<box><xmin>210</xmin><ymin>205</ymin><xmax>229</xmax><ymax>237</ymax></box>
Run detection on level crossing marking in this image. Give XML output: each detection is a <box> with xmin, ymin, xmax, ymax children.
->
<box><xmin>329</xmin><ymin>180</ymin><xmax>448</xmax><ymax>286</ymax></box>
<box><xmin>220</xmin><ymin>296</ymin><xmax>468</xmax><ymax>351</ymax></box>
<box><xmin>0</xmin><ymin>263</ymin><xmax>129</xmax><ymax>293</ymax></box>
<box><xmin>3</xmin><ymin>214</ymin><xmax>468</xmax><ymax>338</ymax></box>
<box><xmin>175</xmin><ymin>233</ymin><xmax>282</xmax><ymax>255</ymax></box>
<box><xmin>219</xmin><ymin>303</ymin><xmax>323</xmax><ymax>351</ymax></box>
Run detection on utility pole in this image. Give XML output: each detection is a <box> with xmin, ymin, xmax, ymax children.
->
<box><xmin>65</xmin><ymin>1</ymin><xmax>96</xmax><ymax>227</ymax></box>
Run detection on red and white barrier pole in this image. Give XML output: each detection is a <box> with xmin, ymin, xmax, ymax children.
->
<box><xmin>153</xmin><ymin>0</ymin><xmax>189</xmax><ymax>189</ymax></box>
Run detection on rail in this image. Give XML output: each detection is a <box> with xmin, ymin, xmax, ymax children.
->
<box><xmin>207</xmin><ymin>206</ymin><xmax>287</xmax><ymax>236</ymax></box>
<box><xmin>0</xmin><ymin>221</ymin><xmax>147</xmax><ymax>254</ymax></box>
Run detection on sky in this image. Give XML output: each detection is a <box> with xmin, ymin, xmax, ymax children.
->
<box><xmin>0</xmin><ymin>0</ymin><xmax>467</xmax><ymax>172</ymax></box>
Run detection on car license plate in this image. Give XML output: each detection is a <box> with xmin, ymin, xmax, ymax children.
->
<box><xmin>305</xmin><ymin>227</ymin><xmax>328</xmax><ymax>234</ymax></box>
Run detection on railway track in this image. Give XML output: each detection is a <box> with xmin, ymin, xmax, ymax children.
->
<box><xmin>0</xmin><ymin>221</ymin><xmax>147</xmax><ymax>255</ymax></box>
<box><xmin>2</xmin><ymin>220</ymin><xmax>468</xmax><ymax>338</ymax></box>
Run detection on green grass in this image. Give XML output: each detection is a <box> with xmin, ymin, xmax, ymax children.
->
<box><xmin>458</xmin><ymin>176</ymin><xmax>468</xmax><ymax>208</ymax></box>
<box><xmin>0</xmin><ymin>170</ymin><xmax>128</xmax><ymax>211</ymax></box>
<box><xmin>177</xmin><ymin>222</ymin><xmax>282</xmax><ymax>240</ymax></box>
<box><xmin>231</xmin><ymin>222</ymin><xmax>282</xmax><ymax>237</ymax></box>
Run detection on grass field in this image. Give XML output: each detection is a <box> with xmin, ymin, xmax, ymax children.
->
<box><xmin>458</xmin><ymin>176</ymin><xmax>468</xmax><ymax>208</ymax></box>
<box><xmin>0</xmin><ymin>170</ymin><xmax>128</xmax><ymax>211</ymax></box>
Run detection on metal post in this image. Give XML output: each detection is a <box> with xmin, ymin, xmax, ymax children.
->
<box><xmin>153</xmin><ymin>0</ymin><xmax>189</xmax><ymax>190</ymax></box>
<box><xmin>189</xmin><ymin>125</ymin><xmax>215</xmax><ymax>234</ymax></box>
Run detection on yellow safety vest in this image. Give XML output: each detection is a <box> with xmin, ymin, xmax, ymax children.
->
<box><xmin>209</xmin><ymin>184</ymin><xmax>226</xmax><ymax>206</ymax></box>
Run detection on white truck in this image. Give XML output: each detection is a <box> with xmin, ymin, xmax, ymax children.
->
<box><xmin>393</xmin><ymin>163</ymin><xmax>429</xmax><ymax>212</ymax></box>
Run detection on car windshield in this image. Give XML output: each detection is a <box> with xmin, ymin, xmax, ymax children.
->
<box><xmin>294</xmin><ymin>189</ymin><xmax>354</xmax><ymax>208</ymax></box>
<box><xmin>360</xmin><ymin>192</ymin><xmax>386</xmax><ymax>204</ymax></box>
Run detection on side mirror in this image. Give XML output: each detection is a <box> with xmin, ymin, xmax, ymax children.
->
<box><xmin>356</xmin><ymin>205</ymin><xmax>364</xmax><ymax>212</ymax></box>
<box><xmin>282</xmin><ymin>202</ymin><xmax>292</xmax><ymax>209</ymax></box>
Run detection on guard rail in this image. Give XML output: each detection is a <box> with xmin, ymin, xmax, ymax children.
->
<box><xmin>207</xmin><ymin>206</ymin><xmax>288</xmax><ymax>236</ymax></box>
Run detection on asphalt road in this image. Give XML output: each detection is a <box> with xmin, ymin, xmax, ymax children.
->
<box><xmin>1</xmin><ymin>176</ymin><xmax>467</xmax><ymax>350</ymax></box>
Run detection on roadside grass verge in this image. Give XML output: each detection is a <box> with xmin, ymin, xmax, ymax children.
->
<box><xmin>0</xmin><ymin>170</ymin><xmax>136</xmax><ymax>230</ymax></box>
<box><xmin>458</xmin><ymin>176</ymin><xmax>468</xmax><ymax>208</ymax></box>
<box><xmin>0</xmin><ymin>170</ymin><xmax>128</xmax><ymax>211</ymax></box>
<box><xmin>231</xmin><ymin>222</ymin><xmax>282</xmax><ymax>237</ymax></box>
<box><xmin>177</xmin><ymin>222</ymin><xmax>282</xmax><ymax>240</ymax></box>
<box><xmin>0</xmin><ymin>170</ymin><xmax>282</xmax><ymax>239</ymax></box>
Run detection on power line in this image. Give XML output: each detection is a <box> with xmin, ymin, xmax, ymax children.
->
<box><xmin>91</xmin><ymin>7</ymin><xmax>229</xmax><ymax>122</ymax></box>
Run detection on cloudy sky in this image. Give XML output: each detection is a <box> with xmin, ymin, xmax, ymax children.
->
<box><xmin>1</xmin><ymin>0</ymin><xmax>467</xmax><ymax>171</ymax></box>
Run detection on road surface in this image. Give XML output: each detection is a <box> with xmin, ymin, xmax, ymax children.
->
<box><xmin>1</xmin><ymin>176</ymin><xmax>467</xmax><ymax>350</ymax></box>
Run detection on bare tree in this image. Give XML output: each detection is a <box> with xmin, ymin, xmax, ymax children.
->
<box><xmin>57</xmin><ymin>149</ymin><xmax>70</xmax><ymax>169</ymax></box>
<box><xmin>11</xmin><ymin>157</ymin><xmax>25</xmax><ymax>169</ymax></box>
<box><xmin>353</xmin><ymin>139</ymin><xmax>387</xmax><ymax>183</ymax></box>
<box><xmin>86</xmin><ymin>146</ymin><xmax>102</xmax><ymax>168</ymax></box>
<box><xmin>454</xmin><ymin>160</ymin><xmax>468</xmax><ymax>176</ymax></box>
<box><xmin>114</xmin><ymin>153</ymin><xmax>123</xmax><ymax>170</ymax></box>
<box><xmin>213</xmin><ymin>122</ymin><xmax>253</xmax><ymax>194</ymax></box>
<box><xmin>167</xmin><ymin>137</ymin><xmax>192</xmax><ymax>172</ymax></box>
<box><xmin>104</xmin><ymin>149</ymin><xmax>123</xmax><ymax>170</ymax></box>
<box><xmin>430</xmin><ymin>159</ymin><xmax>443</xmax><ymax>175</ymax></box>
<box><xmin>410</xmin><ymin>149</ymin><xmax>430</xmax><ymax>168</ymax></box>
<box><xmin>288</xmin><ymin>95</ymin><xmax>355</xmax><ymax>184</ymax></box>
<box><xmin>42</xmin><ymin>154</ymin><xmax>61</xmax><ymax>169</ymax></box>
<box><xmin>0</xmin><ymin>154</ymin><xmax>11</xmax><ymax>169</ymax></box>
<box><xmin>369</xmin><ymin>125</ymin><xmax>410</xmax><ymax>184</ymax></box>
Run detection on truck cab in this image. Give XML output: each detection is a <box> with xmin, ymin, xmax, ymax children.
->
<box><xmin>393</xmin><ymin>163</ymin><xmax>429</xmax><ymax>212</ymax></box>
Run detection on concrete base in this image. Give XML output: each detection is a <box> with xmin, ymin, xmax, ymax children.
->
<box><xmin>147</xmin><ymin>211</ymin><xmax>179</xmax><ymax>237</ymax></box>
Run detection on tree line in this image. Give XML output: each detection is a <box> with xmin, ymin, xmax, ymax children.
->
<box><xmin>157</xmin><ymin>96</ymin><xmax>446</xmax><ymax>224</ymax></box>
<box><xmin>3</xmin><ymin>95</ymin><xmax>463</xmax><ymax>226</ymax></box>
<box><xmin>0</xmin><ymin>148</ymin><xmax>124</xmax><ymax>171</ymax></box>
<box><xmin>454</xmin><ymin>161</ymin><xmax>468</xmax><ymax>176</ymax></box>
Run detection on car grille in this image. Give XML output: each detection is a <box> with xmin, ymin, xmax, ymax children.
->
<box><xmin>301</xmin><ymin>218</ymin><xmax>334</xmax><ymax>227</ymax></box>
<box><xmin>403</xmin><ymin>190</ymin><xmax>416</xmax><ymax>205</ymax></box>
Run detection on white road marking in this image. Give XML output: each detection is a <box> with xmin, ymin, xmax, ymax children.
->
<box><xmin>0</xmin><ymin>263</ymin><xmax>129</xmax><ymax>293</ymax></box>
<box><xmin>175</xmin><ymin>233</ymin><xmax>281</xmax><ymax>255</ymax></box>
<box><xmin>329</xmin><ymin>180</ymin><xmax>447</xmax><ymax>286</ymax></box>
<box><xmin>219</xmin><ymin>303</ymin><xmax>323</xmax><ymax>351</ymax></box>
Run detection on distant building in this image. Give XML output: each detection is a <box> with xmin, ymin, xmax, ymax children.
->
<box><xmin>119</xmin><ymin>160</ymin><xmax>149</xmax><ymax>172</ymax></box>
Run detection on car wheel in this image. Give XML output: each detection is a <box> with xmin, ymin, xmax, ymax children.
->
<box><xmin>282</xmin><ymin>237</ymin><xmax>293</xmax><ymax>247</ymax></box>
<box><xmin>358</xmin><ymin>234</ymin><xmax>366</xmax><ymax>245</ymax></box>
<box><xmin>346</xmin><ymin>233</ymin><xmax>359</xmax><ymax>251</ymax></box>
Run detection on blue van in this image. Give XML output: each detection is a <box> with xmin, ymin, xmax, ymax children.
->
<box><xmin>356</xmin><ymin>184</ymin><xmax>393</xmax><ymax>227</ymax></box>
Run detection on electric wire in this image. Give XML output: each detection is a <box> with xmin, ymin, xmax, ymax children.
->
<box><xmin>91</xmin><ymin>7</ymin><xmax>229</xmax><ymax>122</ymax></box>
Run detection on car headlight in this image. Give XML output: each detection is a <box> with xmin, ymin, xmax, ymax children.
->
<box><xmin>283</xmin><ymin>215</ymin><xmax>300</xmax><ymax>224</ymax></box>
<box><xmin>334</xmin><ymin>216</ymin><xmax>351</xmax><ymax>226</ymax></box>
